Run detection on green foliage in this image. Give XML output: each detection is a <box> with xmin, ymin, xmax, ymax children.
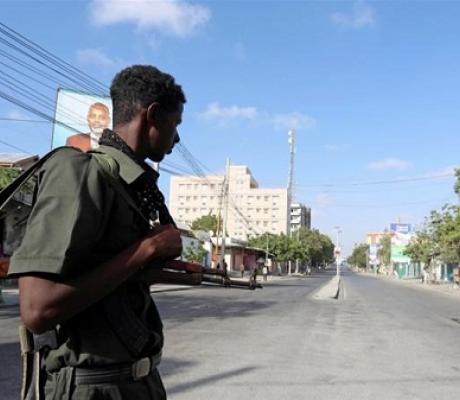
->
<box><xmin>183</xmin><ymin>242</ymin><xmax>207</xmax><ymax>264</ymax></box>
<box><xmin>403</xmin><ymin>227</ymin><xmax>435</xmax><ymax>269</ymax></box>
<box><xmin>0</xmin><ymin>168</ymin><xmax>21</xmax><ymax>189</ymax></box>
<box><xmin>347</xmin><ymin>243</ymin><xmax>369</xmax><ymax>269</ymax></box>
<box><xmin>454</xmin><ymin>168</ymin><xmax>460</xmax><ymax>198</ymax></box>
<box><xmin>403</xmin><ymin>205</ymin><xmax>460</xmax><ymax>268</ymax></box>
<box><xmin>400</xmin><ymin>170</ymin><xmax>460</xmax><ymax>270</ymax></box>
<box><xmin>377</xmin><ymin>233</ymin><xmax>392</xmax><ymax>267</ymax></box>
<box><xmin>190</xmin><ymin>214</ymin><xmax>219</xmax><ymax>235</ymax></box>
<box><xmin>248</xmin><ymin>228</ymin><xmax>334</xmax><ymax>266</ymax></box>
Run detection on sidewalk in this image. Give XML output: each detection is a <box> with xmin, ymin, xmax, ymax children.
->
<box><xmin>357</xmin><ymin>270</ymin><xmax>460</xmax><ymax>298</ymax></box>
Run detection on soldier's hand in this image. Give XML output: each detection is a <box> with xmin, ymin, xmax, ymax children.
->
<box><xmin>144</xmin><ymin>224</ymin><xmax>183</xmax><ymax>262</ymax></box>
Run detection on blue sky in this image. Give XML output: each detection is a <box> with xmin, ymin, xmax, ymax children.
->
<box><xmin>0</xmin><ymin>0</ymin><xmax>459</xmax><ymax>255</ymax></box>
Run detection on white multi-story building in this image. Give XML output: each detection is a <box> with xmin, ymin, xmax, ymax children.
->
<box><xmin>169</xmin><ymin>165</ymin><xmax>289</xmax><ymax>240</ymax></box>
<box><xmin>290</xmin><ymin>203</ymin><xmax>311</xmax><ymax>232</ymax></box>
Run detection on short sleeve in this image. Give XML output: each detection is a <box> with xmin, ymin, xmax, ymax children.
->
<box><xmin>8</xmin><ymin>148</ymin><xmax>113</xmax><ymax>278</ymax></box>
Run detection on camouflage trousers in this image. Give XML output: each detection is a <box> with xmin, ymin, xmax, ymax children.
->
<box><xmin>44</xmin><ymin>367</ymin><xmax>167</xmax><ymax>400</ymax></box>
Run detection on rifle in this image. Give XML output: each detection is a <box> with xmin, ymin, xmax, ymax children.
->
<box><xmin>143</xmin><ymin>259</ymin><xmax>263</xmax><ymax>290</ymax></box>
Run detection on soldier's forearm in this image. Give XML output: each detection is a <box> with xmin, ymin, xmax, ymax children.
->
<box><xmin>18</xmin><ymin>238</ymin><xmax>154</xmax><ymax>334</ymax></box>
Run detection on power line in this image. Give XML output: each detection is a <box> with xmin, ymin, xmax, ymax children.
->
<box><xmin>296</xmin><ymin>173</ymin><xmax>454</xmax><ymax>188</ymax></box>
<box><xmin>0</xmin><ymin>22</ymin><xmax>108</xmax><ymax>92</ymax></box>
<box><xmin>0</xmin><ymin>23</ymin><xmax>107</xmax><ymax>94</ymax></box>
<box><xmin>0</xmin><ymin>117</ymin><xmax>50</xmax><ymax>123</ymax></box>
<box><xmin>0</xmin><ymin>138</ymin><xmax>32</xmax><ymax>154</ymax></box>
<box><xmin>0</xmin><ymin>88</ymin><xmax>79</xmax><ymax>133</ymax></box>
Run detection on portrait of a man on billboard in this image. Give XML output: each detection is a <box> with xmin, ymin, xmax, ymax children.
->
<box><xmin>65</xmin><ymin>102</ymin><xmax>111</xmax><ymax>151</ymax></box>
<box><xmin>51</xmin><ymin>89</ymin><xmax>112</xmax><ymax>151</ymax></box>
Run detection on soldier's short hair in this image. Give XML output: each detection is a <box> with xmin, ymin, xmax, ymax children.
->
<box><xmin>110</xmin><ymin>65</ymin><xmax>186</xmax><ymax>126</ymax></box>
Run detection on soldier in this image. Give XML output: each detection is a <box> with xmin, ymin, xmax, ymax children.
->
<box><xmin>8</xmin><ymin>65</ymin><xmax>186</xmax><ymax>399</ymax></box>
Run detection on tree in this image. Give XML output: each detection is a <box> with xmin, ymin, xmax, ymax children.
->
<box><xmin>248</xmin><ymin>228</ymin><xmax>335</xmax><ymax>273</ymax></box>
<box><xmin>377</xmin><ymin>233</ymin><xmax>392</xmax><ymax>267</ymax></box>
<box><xmin>429</xmin><ymin>206</ymin><xmax>460</xmax><ymax>264</ymax></box>
<box><xmin>454</xmin><ymin>168</ymin><xmax>460</xmax><ymax>199</ymax></box>
<box><xmin>190</xmin><ymin>214</ymin><xmax>219</xmax><ymax>235</ymax></box>
<box><xmin>183</xmin><ymin>242</ymin><xmax>207</xmax><ymax>264</ymax></box>
<box><xmin>403</xmin><ymin>229</ymin><xmax>435</xmax><ymax>268</ymax></box>
<box><xmin>347</xmin><ymin>243</ymin><xmax>369</xmax><ymax>269</ymax></box>
<box><xmin>0</xmin><ymin>168</ymin><xmax>20</xmax><ymax>189</ymax></box>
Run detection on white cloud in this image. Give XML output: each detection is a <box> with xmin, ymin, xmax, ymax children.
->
<box><xmin>330</xmin><ymin>1</ymin><xmax>375</xmax><ymax>29</ymax></box>
<box><xmin>90</xmin><ymin>0</ymin><xmax>211</xmax><ymax>38</ymax></box>
<box><xmin>366</xmin><ymin>158</ymin><xmax>412</xmax><ymax>171</ymax></box>
<box><xmin>198</xmin><ymin>102</ymin><xmax>258</xmax><ymax>122</ymax></box>
<box><xmin>233</xmin><ymin>42</ymin><xmax>247</xmax><ymax>62</ymax></box>
<box><xmin>271</xmin><ymin>112</ymin><xmax>316</xmax><ymax>130</ymax></box>
<box><xmin>77</xmin><ymin>48</ymin><xmax>117</xmax><ymax>68</ymax></box>
<box><xmin>197</xmin><ymin>103</ymin><xmax>316</xmax><ymax>131</ymax></box>
<box><xmin>316</xmin><ymin>193</ymin><xmax>332</xmax><ymax>208</ymax></box>
<box><xmin>422</xmin><ymin>165</ymin><xmax>458</xmax><ymax>177</ymax></box>
<box><xmin>324</xmin><ymin>144</ymin><xmax>340</xmax><ymax>152</ymax></box>
<box><xmin>7</xmin><ymin>110</ymin><xmax>31</xmax><ymax>120</ymax></box>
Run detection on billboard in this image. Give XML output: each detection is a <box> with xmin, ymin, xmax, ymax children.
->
<box><xmin>390</xmin><ymin>223</ymin><xmax>412</xmax><ymax>263</ymax></box>
<box><xmin>369</xmin><ymin>243</ymin><xmax>378</xmax><ymax>266</ymax></box>
<box><xmin>51</xmin><ymin>89</ymin><xmax>112</xmax><ymax>151</ymax></box>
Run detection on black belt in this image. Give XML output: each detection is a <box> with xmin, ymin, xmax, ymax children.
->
<box><xmin>73</xmin><ymin>352</ymin><xmax>162</xmax><ymax>385</ymax></box>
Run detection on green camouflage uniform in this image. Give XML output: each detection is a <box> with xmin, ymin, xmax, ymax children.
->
<box><xmin>9</xmin><ymin>145</ymin><xmax>167</xmax><ymax>399</ymax></box>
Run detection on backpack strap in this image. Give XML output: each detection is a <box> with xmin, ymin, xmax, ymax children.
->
<box><xmin>0</xmin><ymin>147</ymin><xmax>68</xmax><ymax>212</ymax></box>
<box><xmin>89</xmin><ymin>150</ymin><xmax>153</xmax><ymax>228</ymax></box>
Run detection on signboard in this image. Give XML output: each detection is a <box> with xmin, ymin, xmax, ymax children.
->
<box><xmin>390</xmin><ymin>223</ymin><xmax>412</xmax><ymax>263</ymax></box>
<box><xmin>369</xmin><ymin>243</ymin><xmax>378</xmax><ymax>265</ymax></box>
<box><xmin>51</xmin><ymin>89</ymin><xmax>112</xmax><ymax>151</ymax></box>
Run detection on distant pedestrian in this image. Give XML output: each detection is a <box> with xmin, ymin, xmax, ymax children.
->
<box><xmin>262</xmin><ymin>265</ymin><xmax>268</xmax><ymax>281</ymax></box>
<box><xmin>239</xmin><ymin>264</ymin><xmax>245</xmax><ymax>278</ymax></box>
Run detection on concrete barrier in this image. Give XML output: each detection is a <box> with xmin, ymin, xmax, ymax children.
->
<box><xmin>313</xmin><ymin>275</ymin><xmax>340</xmax><ymax>300</ymax></box>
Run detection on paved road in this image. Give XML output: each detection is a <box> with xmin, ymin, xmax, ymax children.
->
<box><xmin>2</xmin><ymin>269</ymin><xmax>460</xmax><ymax>400</ymax></box>
<box><xmin>158</xmin><ymin>269</ymin><xmax>460</xmax><ymax>400</ymax></box>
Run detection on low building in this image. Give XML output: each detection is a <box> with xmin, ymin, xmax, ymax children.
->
<box><xmin>210</xmin><ymin>236</ymin><xmax>271</xmax><ymax>273</ymax></box>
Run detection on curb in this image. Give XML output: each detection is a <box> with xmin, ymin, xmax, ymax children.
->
<box><xmin>313</xmin><ymin>275</ymin><xmax>340</xmax><ymax>300</ymax></box>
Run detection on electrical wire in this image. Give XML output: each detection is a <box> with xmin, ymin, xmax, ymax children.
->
<box><xmin>0</xmin><ymin>22</ymin><xmax>108</xmax><ymax>92</ymax></box>
<box><xmin>0</xmin><ymin>138</ymin><xmax>32</xmax><ymax>154</ymax></box>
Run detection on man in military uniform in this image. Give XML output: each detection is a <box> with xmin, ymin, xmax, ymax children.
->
<box><xmin>8</xmin><ymin>65</ymin><xmax>186</xmax><ymax>399</ymax></box>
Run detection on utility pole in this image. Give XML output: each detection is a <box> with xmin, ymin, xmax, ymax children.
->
<box><xmin>287</xmin><ymin>129</ymin><xmax>295</xmax><ymax>274</ymax></box>
<box><xmin>265</xmin><ymin>234</ymin><xmax>269</xmax><ymax>266</ymax></box>
<box><xmin>287</xmin><ymin>129</ymin><xmax>296</xmax><ymax>211</ymax></box>
<box><xmin>218</xmin><ymin>158</ymin><xmax>230</xmax><ymax>273</ymax></box>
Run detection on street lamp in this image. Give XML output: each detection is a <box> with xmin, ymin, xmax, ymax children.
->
<box><xmin>334</xmin><ymin>226</ymin><xmax>342</xmax><ymax>276</ymax></box>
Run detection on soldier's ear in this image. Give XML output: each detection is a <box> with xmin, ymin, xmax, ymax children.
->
<box><xmin>146</xmin><ymin>102</ymin><xmax>161</xmax><ymax>123</ymax></box>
